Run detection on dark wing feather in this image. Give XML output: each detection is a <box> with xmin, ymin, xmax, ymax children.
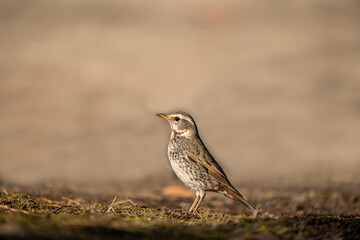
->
<box><xmin>186</xmin><ymin>137</ymin><xmax>236</xmax><ymax>190</ymax></box>
<box><xmin>185</xmin><ymin>136</ymin><xmax>257</xmax><ymax>214</ymax></box>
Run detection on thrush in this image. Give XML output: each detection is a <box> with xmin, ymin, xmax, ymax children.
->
<box><xmin>157</xmin><ymin>111</ymin><xmax>257</xmax><ymax>215</ymax></box>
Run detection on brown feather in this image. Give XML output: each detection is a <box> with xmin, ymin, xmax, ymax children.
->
<box><xmin>220</xmin><ymin>185</ymin><xmax>257</xmax><ymax>214</ymax></box>
<box><xmin>187</xmin><ymin>151</ymin><xmax>228</xmax><ymax>186</ymax></box>
<box><xmin>187</xmin><ymin>148</ymin><xmax>257</xmax><ymax>214</ymax></box>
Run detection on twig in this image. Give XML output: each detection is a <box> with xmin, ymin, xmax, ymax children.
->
<box><xmin>107</xmin><ymin>196</ymin><xmax>117</xmax><ymax>213</ymax></box>
<box><xmin>61</xmin><ymin>196</ymin><xmax>81</xmax><ymax>206</ymax></box>
<box><xmin>52</xmin><ymin>205</ymin><xmax>73</xmax><ymax>214</ymax></box>
<box><xmin>41</xmin><ymin>198</ymin><xmax>58</xmax><ymax>203</ymax></box>
<box><xmin>0</xmin><ymin>204</ymin><xmax>30</xmax><ymax>215</ymax></box>
<box><xmin>113</xmin><ymin>199</ymin><xmax>137</xmax><ymax>207</ymax></box>
<box><xmin>20</xmin><ymin>199</ymin><xmax>37</xmax><ymax>209</ymax></box>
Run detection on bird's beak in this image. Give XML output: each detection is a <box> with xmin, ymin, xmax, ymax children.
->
<box><xmin>156</xmin><ymin>113</ymin><xmax>170</xmax><ymax>120</ymax></box>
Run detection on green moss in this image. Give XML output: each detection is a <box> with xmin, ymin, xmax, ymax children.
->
<box><xmin>0</xmin><ymin>191</ymin><xmax>359</xmax><ymax>239</ymax></box>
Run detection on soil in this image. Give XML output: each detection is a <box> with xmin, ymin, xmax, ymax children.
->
<box><xmin>1</xmin><ymin>176</ymin><xmax>359</xmax><ymax>239</ymax></box>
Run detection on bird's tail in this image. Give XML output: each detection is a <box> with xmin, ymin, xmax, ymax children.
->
<box><xmin>225</xmin><ymin>187</ymin><xmax>257</xmax><ymax>215</ymax></box>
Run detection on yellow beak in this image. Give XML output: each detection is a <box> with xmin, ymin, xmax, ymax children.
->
<box><xmin>156</xmin><ymin>113</ymin><xmax>170</xmax><ymax>120</ymax></box>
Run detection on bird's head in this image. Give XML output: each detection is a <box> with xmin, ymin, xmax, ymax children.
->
<box><xmin>156</xmin><ymin>111</ymin><xmax>198</xmax><ymax>138</ymax></box>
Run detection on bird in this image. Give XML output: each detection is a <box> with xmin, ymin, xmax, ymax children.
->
<box><xmin>156</xmin><ymin>111</ymin><xmax>257</xmax><ymax>215</ymax></box>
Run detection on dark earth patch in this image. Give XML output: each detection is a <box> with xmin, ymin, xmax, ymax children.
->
<box><xmin>1</xmin><ymin>178</ymin><xmax>359</xmax><ymax>239</ymax></box>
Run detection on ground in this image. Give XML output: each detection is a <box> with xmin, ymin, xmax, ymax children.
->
<box><xmin>1</xmin><ymin>176</ymin><xmax>359</xmax><ymax>239</ymax></box>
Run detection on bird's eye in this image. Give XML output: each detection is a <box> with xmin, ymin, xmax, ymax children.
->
<box><xmin>175</xmin><ymin>117</ymin><xmax>180</xmax><ymax>121</ymax></box>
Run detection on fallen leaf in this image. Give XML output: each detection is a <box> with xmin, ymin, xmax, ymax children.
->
<box><xmin>162</xmin><ymin>186</ymin><xmax>193</xmax><ymax>197</ymax></box>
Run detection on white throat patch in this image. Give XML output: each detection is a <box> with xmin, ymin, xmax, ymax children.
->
<box><xmin>171</xmin><ymin>128</ymin><xmax>193</xmax><ymax>138</ymax></box>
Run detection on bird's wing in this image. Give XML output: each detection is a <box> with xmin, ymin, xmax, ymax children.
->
<box><xmin>186</xmin><ymin>150</ymin><xmax>233</xmax><ymax>189</ymax></box>
<box><xmin>186</xmin><ymin>138</ymin><xmax>257</xmax><ymax>214</ymax></box>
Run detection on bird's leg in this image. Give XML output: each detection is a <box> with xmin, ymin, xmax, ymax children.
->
<box><xmin>192</xmin><ymin>190</ymin><xmax>206</xmax><ymax>213</ymax></box>
<box><xmin>189</xmin><ymin>191</ymin><xmax>200</xmax><ymax>213</ymax></box>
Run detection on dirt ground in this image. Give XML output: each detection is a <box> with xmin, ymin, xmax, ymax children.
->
<box><xmin>1</xmin><ymin>174</ymin><xmax>359</xmax><ymax>239</ymax></box>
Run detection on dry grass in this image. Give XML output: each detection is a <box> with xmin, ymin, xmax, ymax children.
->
<box><xmin>1</xmin><ymin>181</ymin><xmax>359</xmax><ymax>239</ymax></box>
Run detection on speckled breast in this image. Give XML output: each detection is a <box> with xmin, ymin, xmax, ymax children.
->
<box><xmin>167</xmin><ymin>137</ymin><xmax>219</xmax><ymax>191</ymax></box>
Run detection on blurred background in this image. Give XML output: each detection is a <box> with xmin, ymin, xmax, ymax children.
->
<box><xmin>0</xmin><ymin>0</ymin><xmax>359</xmax><ymax>186</ymax></box>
